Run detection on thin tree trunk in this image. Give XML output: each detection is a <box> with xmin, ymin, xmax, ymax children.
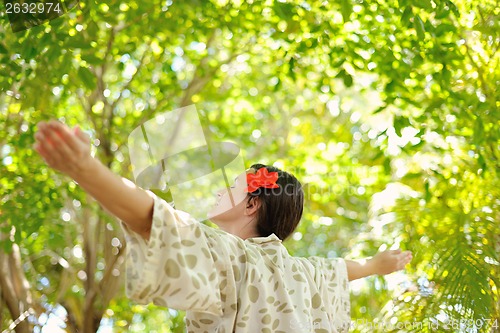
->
<box><xmin>0</xmin><ymin>238</ymin><xmax>36</xmax><ymax>333</ymax></box>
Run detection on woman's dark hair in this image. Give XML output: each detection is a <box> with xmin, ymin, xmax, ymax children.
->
<box><xmin>248</xmin><ymin>163</ymin><xmax>304</xmax><ymax>241</ymax></box>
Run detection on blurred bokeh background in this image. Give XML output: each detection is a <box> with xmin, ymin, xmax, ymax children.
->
<box><xmin>0</xmin><ymin>0</ymin><xmax>498</xmax><ymax>332</ymax></box>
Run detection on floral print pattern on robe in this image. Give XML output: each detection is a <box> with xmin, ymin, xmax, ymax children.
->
<box><xmin>121</xmin><ymin>193</ymin><xmax>351</xmax><ymax>332</ymax></box>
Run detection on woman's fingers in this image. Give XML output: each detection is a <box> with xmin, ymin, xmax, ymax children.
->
<box><xmin>398</xmin><ymin>251</ymin><xmax>413</xmax><ymax>268</ymax></box>
<box><xmin>40</xmin><ymin>122</ymin><xmax>69</xmax><ymax>157</ymax></box>
<box><xmin>50</xmin><ymin>128</ymin><xmax>75</xmax><ymax>160</ymax></box>
<box><xmin>34</xmin><ymin>130</ymin><xmax>45</xmax><ymax>143</ymax></box>
<box><xmin>47</xmin><ymin>121</ymin><xmax>82</xmax><ymax>153</ymax></box>
<box><xmin>34</xmin><ymin>120</ymin><xmax>94</xmax><ymax>176</ymax></box>
<box><xmin>34</xmin><ymin>141</ymin><xmax>52</xmax><ymax>165</ymax></box>
<box><xmin>74</xmin><ymin>126</ymin><xmax>91</xmax><ymax>144</ymax></box>
<box><xmin>387</xmin><ymin>249</ymin><xmax>412</xmax><ymax>271</ymax></box>
<box><xmin>35</xmin><ymin>121</ymin><xmax>76</xmax><ymax>167</ymax></box>
<box><xmin>406</xmin><ymin>251</ymin><xmax>413</xmax><ymax>264</ymax></box>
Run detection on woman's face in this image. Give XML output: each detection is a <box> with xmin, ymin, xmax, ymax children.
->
<box><xmin>207</xmin><ymin>169</ymin><xmax>255</xmax><ymax>220</ymax></box>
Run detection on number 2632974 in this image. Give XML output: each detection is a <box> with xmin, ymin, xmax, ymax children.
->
<box><xmin>6</xmin><ymin>2</ymin><xmax>62</xmax><ymax>14</ymax></box>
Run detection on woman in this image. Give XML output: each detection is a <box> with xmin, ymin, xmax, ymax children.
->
<box><xmin>34</xmin><ymin>120</ymin><xmax>412</xmax><ymax>332</ymax></box>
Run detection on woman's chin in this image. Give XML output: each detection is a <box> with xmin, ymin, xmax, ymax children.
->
<box><xmin>207</xmin><ymin>208</ymin><xmax>229</xmax><ymax>222</ymax></box>
<box><xmin>206</xmin><ymin>208</ymin><xmax>219</xmax><ymax>220</ymax></box>
<box><xmin>207</xmin><ymin>203</ymin><xmax>238</xmax><ymax>221</ymax></box>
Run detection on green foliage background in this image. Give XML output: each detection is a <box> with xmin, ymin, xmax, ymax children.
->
<box><xmin>0</xmin><ymin>0</ymin><xmax>498</xmax><ymax>332</ymax></box>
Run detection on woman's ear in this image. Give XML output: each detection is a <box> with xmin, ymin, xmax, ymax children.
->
<box><xmin>245</xmin><ymin>196</ymin><xmax>261</xmax><ymax>216</ymax></box>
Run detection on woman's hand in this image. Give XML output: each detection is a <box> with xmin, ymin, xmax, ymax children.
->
<box><xmin>346</xmin><ymin>249</ymin><xmax>412</xmax><ymax>281</ymax></box>
<box><xmin>34</xmin><ymin>120</ymin><xmax>93</xmax><ymax>177</ymax></box>
<box><xmin>370</xmin><ymin>249</ymin><xmax>413</xmax><ymax>276</ymax></box>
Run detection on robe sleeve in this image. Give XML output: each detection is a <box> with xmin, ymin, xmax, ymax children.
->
<box><xmin>308</xmin><ymin>256</ymin><xmax>351</xmax><ymax>332</ymax></box>
<box><xmin>120</xmin><ymin>192</ymin><xmax>225</xmax><ymax>316</ymax></box>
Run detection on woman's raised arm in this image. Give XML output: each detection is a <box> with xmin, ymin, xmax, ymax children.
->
<box><xmin>34</xmin><ymin>120</ymin><xmax>153</xmax><ymax>239</ymax></box>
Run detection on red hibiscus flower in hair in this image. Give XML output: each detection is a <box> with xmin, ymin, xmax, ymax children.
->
<box><xmin>246</xmin><ymin>168</ymin><xmax>279</xmax><ymax>193</ymax></box>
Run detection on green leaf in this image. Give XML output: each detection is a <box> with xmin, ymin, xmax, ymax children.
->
<box><xmin>398</xmin><ymin>0</ymin><xmax>409</xmax><ymax>8</ymax></box>
<box><xmin>340</xmin><ymin>0</ymin><xmax>353</xmax><ymax>23</ymax></box>
<box><xmin>435</xmin><ymin>2</ymin><xmax>450</xmax><ymax>19</ymax></box>
<box><xmin>446</xmin><ymin>0</ymin><xmax>460</xmax><ymax>16</ymax></box>
<box><xmin>401</xmin><ymin>7</ymin><xmax>413</xmax><ymax>24</ymax></box>
<box><xmin>435</xmin><ymin>23</ymin><xmax>457</xmax><ymax>36</ymax></box>
<box><xmin>343</xmin><ymin>73</ymin><xmax>353</xmax><ymax>87</ymax></box>
<box><xmin>86</xmin><ymin>21</ymin><xmax>99</xmax><ymax>37</ymax></box>
<box><xmin>273</xmin><ymin>2</ymin><xmax>294</xmax><ymax>20</ymax></box>
<box><xmin>473</xmin><ymin>116</ymin><xmax>484</xmax><ymax>144</ymax></box>
<box><xmin>394</xmin><ymin>115</ymin><xmax>411</xmax><ymax>137</ymax></box>
<box><xmin>78</xmin><ymin>66</ymin><xmax>96</xmax><ymax>90</ymax></box>
<box><xmin>0</xmin><ymin>43</ymin><xmax>8</xmax><ymax>54</ymax></box>
<box><xmin>288</xmin><ymin>57</ymin><xmax>296</xmax><ymax>81</ymax></box>
<box><xmin>373</xmin><ymin>105</ymin><xmax>387</xmax><ymax>114</ymax></box>
<box><xmin>81</xmin><ymin>53</ymin><xmax>103</xmax><ymax>65</ymax></box>
<box><xmin>337</xmin><ymin>69</ymin><xmax>353</xmax><ymax>87</ymax></box>
<box><xmin>414</xmin><ymin>14</ymin><xmax>426</xmax><ymax>39</ymax></box>
<box><xmin>20</xmin><ymin>44</ymin><xmax>37</xmax><ymax>59</ymax></box>
<box><xmin>65</xmin><ymin>36</ymin><xmax>93</xmax><ymax>49</ymax></box>
<box><xmin>414</xmin><ymin>0</ymin><xmax>432</xmax><ymax>10</ymax></box>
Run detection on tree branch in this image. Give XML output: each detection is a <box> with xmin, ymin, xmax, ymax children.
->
<box><xmin>109</xmin><ymin>42</ymin><xmax>151</xmax><ymax>113</ymax></box>
<box><xmin>82</xmin><ymin>206</ymin><xmax>99</xmax><ymax>333</ymax></box>
<box><xmin>0</xmin><ymin>240</ymin><xmax>35</xmax><ymax>333</ymax></box>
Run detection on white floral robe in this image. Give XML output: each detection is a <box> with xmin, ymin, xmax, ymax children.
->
<box><xmin>121</xmin><ymin>194</ymin><xmax>351</xmax><ymax>332</ymax></box>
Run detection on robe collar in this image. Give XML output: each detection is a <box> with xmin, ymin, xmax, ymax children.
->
<box><xmin>245</xmin><ymin>233</ymin><xmax>281</xmax><ymax>244</ymax></box>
